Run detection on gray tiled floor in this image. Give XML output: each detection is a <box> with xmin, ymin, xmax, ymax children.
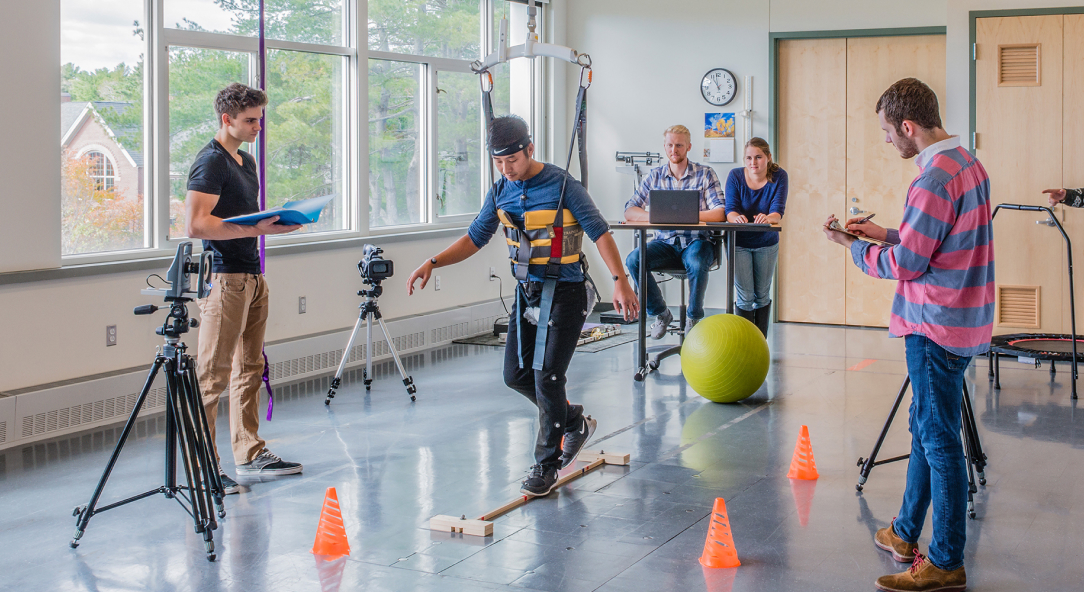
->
<box><xmin>2</xmin><ymin>319</ymin><xmax>1083</xmax><ymax>591</ymax></box>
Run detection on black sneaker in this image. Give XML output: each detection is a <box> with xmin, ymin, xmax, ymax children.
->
<box><xmin>520</xmin><ymin>464</ymin><xmax>559</xmax><ymax>497</ymax></box>
<box><xmin>235</xmin><ymin>449</ymin><xmax>303</xmax><ymax>476</ymax></box>
<box><xmin>559</xmin><ymin>414</ymin><xmax>597</xmax><ymax>468</ymax></box>
<box><xmin>219</xmin><ymin>473</ymin><xmax>240</xmax><ymax>495</ymax></box>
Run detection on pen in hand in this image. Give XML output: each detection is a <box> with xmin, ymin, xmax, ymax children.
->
<box><xmin>855</xmin><ymin>213</ymin><xmax>876</xmax><ymax>224</ymax></box>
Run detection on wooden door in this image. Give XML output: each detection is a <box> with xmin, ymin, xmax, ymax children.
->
<box><xmin>777</xmin><ymin>38</ymin><xmax>848</xmax><ymax>324</ymax></box>
<box><xmin>1063</xmin><ymin>15</ymin><xmax>1084</xmax><ymax>333</ymax></box>
<box><xmin>976</xmin><ymin>15</ymin><xmax>1064</xmax><ymax>334</ymax></box>
<box><xmin>844</xmin><ymin>35</ymin><xmax>946</xmax><ymax>326</ymax></box>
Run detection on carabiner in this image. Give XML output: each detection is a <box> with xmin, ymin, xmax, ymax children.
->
<box><xmin>478</xmin><ymin>70</ymin><xmax>493</xmax><ymax>93</ymax></box>
<box><xmin>578</xmin><ymin>65</ymin><xmax>592</xmax><ymax>90</ymax></box>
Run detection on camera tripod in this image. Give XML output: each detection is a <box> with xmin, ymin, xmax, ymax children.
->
<box><xmin>71</xmin><ymin>299</ymin><xmax>225</xmax><ymax>561</ymax></box>
<box><xmin>856</xmin><ymin>374</ymin><xmax>988</xmax><ymax>519</ymax></box>
<box><xmin>325</xmin><ymin>279</ymin><xmax>417</xmax><ymax>405</ymax></box>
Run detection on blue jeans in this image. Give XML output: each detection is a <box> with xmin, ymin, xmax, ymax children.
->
<box><xmin>625</xmin><ymin>239</ymin><xmax>715</xmax><ymax>319</ymax></box>
<box><xmin>894</xmin><ymin>334</ymin><xmax>971</xmax><ymax>571</ymax></box>
<box><xmin>732</xmin><ymin>243</ymin><xmax>778</xmax><ymax>311</ymax></box>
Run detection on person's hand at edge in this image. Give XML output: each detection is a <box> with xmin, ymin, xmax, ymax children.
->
<box><xmin>1043</xmin><ymin>188</ymin><xmax>1067</xmax><ymax>206</ymax></box>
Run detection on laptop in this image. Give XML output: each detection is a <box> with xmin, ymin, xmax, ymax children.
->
<box><xmin>648</xmin><ymin>190</ymin><xmax>700</xmax><ymax>224</ymax></box>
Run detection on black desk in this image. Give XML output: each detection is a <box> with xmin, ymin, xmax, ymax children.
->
<box><xmin>611</xmin><ymin>221</ymin><xmax>781</xmax><ymax>381</ymax></box>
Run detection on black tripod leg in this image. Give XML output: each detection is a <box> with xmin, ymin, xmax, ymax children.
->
<box><xmin>994</xmin><ymin>352</ymin><xmax>1001</xmax><ymax>390</ymax></box>
<box><xmin>961</xmin><ymin>383</ymin><xmax>987</xmax><ymax>483</ymax></box>
<box><xmin>961</xmin><ymin>420</ymin><xmax>977</xmax><ymax>519</ymax></box>
<box><xmin>183</xmin><ymin>363</ymin><xmax>224</xmax><ymax>521</ymax></box>
<box><xmin>857</xmin><ymin>375</ymin><xmax>911</xmax><ymax>492</ymax></box>
<box><xmin>166</xmin><ymin>360</ymin><xmax>216</xmax><ymax>561</ymax></box>
<box><xmin>71</xmin><ymin>358</ymin><xmax>164</xmax><ymax>548</ymax></box>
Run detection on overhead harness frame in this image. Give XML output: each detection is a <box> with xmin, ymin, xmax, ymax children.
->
<box><xmin>473</xmin><ymin>0</ymin><xmax>594</xmax><ymax>371</ymax></box>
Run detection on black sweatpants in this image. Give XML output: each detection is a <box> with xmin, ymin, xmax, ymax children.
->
<box><xmin>504</xmin><ymin>280</ymin><xmax>588</xmax><ymax>470</ymax></box>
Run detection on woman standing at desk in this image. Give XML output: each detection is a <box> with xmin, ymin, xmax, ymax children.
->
<box><xmin>725</xmin><ymin>137</ymin><xmax>789</xmax><ymax>337</ymax></box>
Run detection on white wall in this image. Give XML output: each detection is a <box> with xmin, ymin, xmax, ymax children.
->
<box><xmin>0</xmin><ymin>2</ymin><xmax>61</xmax><ymax>273</ymax></box>
<box><xmin>770</xmin><ymin>0</ymin><xmax>946</xmax><ymax>32</ymax></box>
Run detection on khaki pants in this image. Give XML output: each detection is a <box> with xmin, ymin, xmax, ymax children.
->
<box><xmin>197</xmin><ymin>272</ymin><xmax>269</xmax><ymax>465</ymax></box>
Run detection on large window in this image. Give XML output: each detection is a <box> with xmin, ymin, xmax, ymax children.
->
<box><xmin>60</xmin><ymin>0</ymin><xmax>538</xmax><ymax>260</ymax></box>
<box><xmin>60</xmin><ymin>0</ymin><xmax>145</xmax><ymax>256</ymax></box>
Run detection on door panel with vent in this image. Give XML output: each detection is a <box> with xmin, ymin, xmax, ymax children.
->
<box><xmin>1063</xmin><ymin>14</ymin><xmax>1084</xmax><ymax>335</ymax></box>
<box><xmin>976</xmin><ymin>15</ymin><xmax>1064</xmax><ymax>335</ymax></box>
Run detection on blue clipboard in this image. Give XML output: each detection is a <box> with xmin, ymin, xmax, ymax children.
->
<box><xmin>224</xmin><ymin>194</ymin><xmax>335</xmax><ymax>226</ymax></box>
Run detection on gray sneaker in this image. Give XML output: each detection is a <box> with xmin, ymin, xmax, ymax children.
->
<box><xmin>236</xmin><ymin>449</ymin><xmax>303</xmax><ymax>476</ymax></box>
<box><xmin>685</xmin><ymin>317</ymin><xmax>700</xmax><ymax>334</ymax></box>
<box><xmin>219</xmin><ymin>472</ymin><xmax>240</xmax><ymax>495</ymax></box>
<box><xmin>650</xmin><ymin>309</ymin><xmax>673</xmax><ymax>340</ymax></box>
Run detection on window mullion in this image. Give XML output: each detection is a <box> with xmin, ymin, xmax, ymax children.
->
<box><xmin>153</xmin><ymin>0</ymin><xmax>172</xmax><ymax>250</ymax></box>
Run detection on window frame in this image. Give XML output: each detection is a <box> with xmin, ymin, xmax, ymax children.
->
<box><xmin>58</xmin><ymin>0</ymin><xmax>540</xmax><ymax>266</ymax></box>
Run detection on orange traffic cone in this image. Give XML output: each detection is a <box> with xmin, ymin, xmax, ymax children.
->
<box><xmin>787</xmin><ymin>425</ymin><xmax>819</xmax><ymax>480</ymax></box>
<box><xmin>699</xmin><ymin>497</ymin><xmax>741</xmax><ymax>568</ymax></box>
<box><xmin>312</xmin><ymin>487</ymin><xmax>350</xmax><ymax>558</ymax></box>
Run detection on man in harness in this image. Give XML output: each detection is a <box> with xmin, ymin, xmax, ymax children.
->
<box><xmin>407</xmin><ymin>115</ymin><xmax>639</xmax><ymax>496</ymax></box>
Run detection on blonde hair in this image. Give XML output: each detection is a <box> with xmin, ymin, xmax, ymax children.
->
<box><xmin>745</xmin><ymin>137</ymin><xmax>781</xmax><ymax>182</ymax></box>
<box><xmin>663</xmin><ymin>125</ymin><xmax>692</xmax><ymax>141</ymax></box>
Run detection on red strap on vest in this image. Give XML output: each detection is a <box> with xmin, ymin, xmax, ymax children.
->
<box><xmin>550</xmin><ymin>226</ymin><xmax>564</xmax><ymax>259</ymax></box>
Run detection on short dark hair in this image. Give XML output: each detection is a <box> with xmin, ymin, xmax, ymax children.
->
<box><xmin>488</xmin><ymin>115</ymin><xmax>531</xmax><ymax>156</ymax></box>
<box><xmin>875</xmin><ymin>78</ymin><xmax>942</xmax><ymax>133</ymax></box>
<box><xmin>214</xmin><ymin>83</ymin><xmax>268</xmax><ymax>121</ymax></box>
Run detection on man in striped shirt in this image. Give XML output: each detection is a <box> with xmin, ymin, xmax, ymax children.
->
<box><xmin>624</xmin><ymin>125</ymin><xmax>726</xmax><ymax>337</ymax></box>
<box><xmin>824</xmin><ymin>78</ymin><xmax>993</xmax><ymax>592</ymax></box>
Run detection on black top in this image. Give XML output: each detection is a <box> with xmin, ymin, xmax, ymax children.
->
<box><xmin>187</xmin><ymin>139</ymin><xmax>261</xmax><ymax>274</ymax></box>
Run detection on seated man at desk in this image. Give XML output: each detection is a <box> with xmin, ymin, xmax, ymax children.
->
<box><xmin>624</xmin><ymin>124</ymin><xmax>726</xmax><ymax>337</ymax></box>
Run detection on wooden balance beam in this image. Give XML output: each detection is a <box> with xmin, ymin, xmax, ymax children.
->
<box><xmin>428</xmin><ymin>450</ymin><xmax>631</xmax><ymax>537</ymax></box>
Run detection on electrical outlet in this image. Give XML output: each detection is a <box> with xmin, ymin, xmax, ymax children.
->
<box><xmin>299</xmin><ymin>296</ymin><xmax>307</xmax><ymax>314</ymax></box>
<box><xmin>106</xmin><ymin>325</ymin><xmax>117</xmax><ymax>347</ymax></box>
<box><xmin>434</xmin><ymin>275</ymin><xmax>442</xmax><ymax>291</ymax></box>
<box><xmin>489</xmin><ymin>266</ymin><xmax>496</xmax><ymax>281</ymax></box>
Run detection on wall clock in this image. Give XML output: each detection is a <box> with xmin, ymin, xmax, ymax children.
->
<box><xmin>701</xmin><ymin>68</ymin><xmax>737</xmax><ymax>106</ymax></box>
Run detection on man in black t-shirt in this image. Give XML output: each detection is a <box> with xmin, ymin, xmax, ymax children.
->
<box><xmin>186</xmin><ymin>83</ymin><xmax>302</xmax><ymax>494</ymax></box>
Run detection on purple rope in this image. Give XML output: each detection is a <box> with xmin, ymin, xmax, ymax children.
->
<box><xmin>258</xmin><ymin>0</ymin><xmax>275</xmax><ymax>420</ymax></box>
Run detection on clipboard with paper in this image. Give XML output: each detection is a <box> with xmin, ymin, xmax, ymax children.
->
<box><xmin>826</xmin><ymin>218</ymin><xmax>894</xmax><ymax>247</ymax></box>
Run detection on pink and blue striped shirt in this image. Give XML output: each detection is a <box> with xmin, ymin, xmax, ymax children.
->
<box><xmin>849</xmin><ymin>137</ymin><xmax>994</xmax><ymax>357</ymax></box>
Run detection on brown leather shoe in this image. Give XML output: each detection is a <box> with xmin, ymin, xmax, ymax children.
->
<box><xmin>875</xmin><ymin>553</ymin><xmax>966</xmax><ymax>592</ymax></box>
<box><xmin>875</xmin><ymin>518</ymin><xmax>919</xmax><ymax>562</ymax></box>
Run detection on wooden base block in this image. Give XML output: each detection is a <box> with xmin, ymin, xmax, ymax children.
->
<box><xmin>578</xmin><ymin>450</ymin><xmax>631</xmax><ymax>466</ymax></box>
<box><xmin>429</xmin><ymin>450</ymin><xmax>630</xmax><ymax>537</ymax></box>
<box><xmin>429</xmin><ymin>515</ymin><xmax>493</xmax><ymax>537</ymax></box>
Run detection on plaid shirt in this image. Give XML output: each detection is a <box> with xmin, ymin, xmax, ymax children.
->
<box><xmin>624</xmin><ymin>160</ymin><xmax>725</xmax><ymax>248</ymax></box>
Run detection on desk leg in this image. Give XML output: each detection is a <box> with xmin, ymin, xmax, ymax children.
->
<box><xmin>726</xmin><ymin>230</ymin><xmax>736</xmax><ymax>315</ymax></box>
<box><xmin>635</xmin><ymin>229</ymin><xmax>649</xmax><ymax>381</ymax></box>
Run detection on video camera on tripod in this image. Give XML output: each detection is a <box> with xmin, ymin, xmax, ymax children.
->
<box><xmin>359</xmin><ymin>243</ymin><xmax>393</xmax><ymax>283</ymax></box>
<box><xmin>72</xmin><ymin>241</ymin><xmax>225</xmax><ymax>561</ymax></box>
<box><xmin>325</xmin><ymin>243</ymin><xmax>417</xmax><ymax>404</ymax></box>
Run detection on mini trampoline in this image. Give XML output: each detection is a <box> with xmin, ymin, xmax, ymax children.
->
<box><xmin>989</xmin><ymin>204</ymin><xmax>1079</xmax><ymax>399</ymax></box>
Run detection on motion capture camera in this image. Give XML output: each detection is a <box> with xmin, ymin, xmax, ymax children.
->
<box><xmin>134</xmin><ymin>242</ymin><xmax>212</xmax><ymax>337</ymax></box>
<box><xmin>164</xmin><ymin>242</ymin><xmax>213</xmax><ymax>301</ymax></box>
<box><xmin>358</xmin><ymin>244</ymin><xmax>394</xmax><ymax>282</ymax></box>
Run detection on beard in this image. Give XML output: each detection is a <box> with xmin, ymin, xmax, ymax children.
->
<box><xmin>894</xmin><ymin>135</ymin><xmax>919</xmax><ymax>159</ymax></box>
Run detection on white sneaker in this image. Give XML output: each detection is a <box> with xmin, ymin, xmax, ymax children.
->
<box><xmin>685</xmin><ymin>317</ymin><xmax>700</xmax><ymax>334</ymax></box>
<box><xmin>650</xmin><ymin>309</ymin><xmax>673</xmax><ymax>340</ymax></box>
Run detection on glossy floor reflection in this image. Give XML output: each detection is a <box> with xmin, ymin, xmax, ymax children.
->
<box><xmin>2</xmin><ymin>321</ymin><xmax>1083</xmax><ymax>591</ymax></box>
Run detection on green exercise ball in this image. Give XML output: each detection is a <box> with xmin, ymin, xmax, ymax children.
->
<box><xmin>681</xmin><ymin>313</ymin><xmax>769</xmax><ymax>403</ymax></box>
